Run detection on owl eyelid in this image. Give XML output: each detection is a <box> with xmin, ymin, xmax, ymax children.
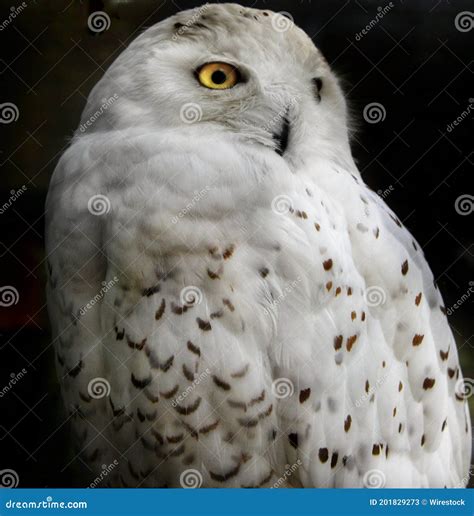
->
<box><xmin>195</xmin><ymin>60</ymin><xmax>239</xmax><ymax>72</ymax></box>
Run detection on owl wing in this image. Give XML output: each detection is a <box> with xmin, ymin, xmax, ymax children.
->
<box><xmin>45</xmin><ymin>141</ymin><xmax>114</xmax><ymax>481</ymax></box>
<box><xmin>360</xmin><ymin>185</ymin><xmax>471</xmax><ymax>485</ymax></box>
<box><xmin>46</xmin><ymin>132</ymin><xmax>289</xmax><ymax>488</ymax></box>
<box><xmin>272</xmin><ymin>162</ymin><xmax>471</xmax><ymax>488</ymax></box>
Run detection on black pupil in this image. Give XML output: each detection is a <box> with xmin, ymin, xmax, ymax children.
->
<box><xmin>211</xmin><ymin>70</ymin><xmax>227</xmax><ymax>84</ymax></box>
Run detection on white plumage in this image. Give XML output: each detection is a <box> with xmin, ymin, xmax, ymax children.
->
<box><xmin>45</xmin><ymin>3</ymin><xmax>471</xmax><ymax>487</ymax></box>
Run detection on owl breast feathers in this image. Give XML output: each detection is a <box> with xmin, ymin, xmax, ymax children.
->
<box><xmin>45</xmin><ymin>3</ymin><xmax>471</xmax><ymax>488</ymax></box>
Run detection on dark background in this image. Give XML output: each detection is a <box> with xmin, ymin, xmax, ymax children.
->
<box><xmin>0</xmin><ymin>0</ymin><xmax>472</xmax><ymax>487</ymax></box>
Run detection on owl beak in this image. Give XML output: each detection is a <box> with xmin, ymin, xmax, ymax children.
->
<box><xmin>273</xmin><ymin>113</ymin><xmax>290</xmax><ymax>156</ymax></box>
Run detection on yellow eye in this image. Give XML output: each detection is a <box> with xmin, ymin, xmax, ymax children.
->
<box><xmin>197</xmin><ymin>62</ymin><xmax>240</xmax><ymax>90</ymax></box>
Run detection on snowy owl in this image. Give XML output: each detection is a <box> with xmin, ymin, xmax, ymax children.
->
<box><xmin>46</xmin><ymin>4</ymin><xmax>471</xmax><ymax>488</ymax></box>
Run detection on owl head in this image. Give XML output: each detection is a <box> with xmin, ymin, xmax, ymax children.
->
<box><xmin>80</xmin><ymin>3</ymin><xmax>350</xmax><ymax>163</ymax></box>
